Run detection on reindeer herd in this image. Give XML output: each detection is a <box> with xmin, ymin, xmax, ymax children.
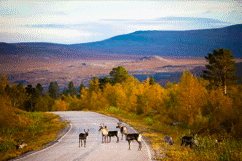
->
<box><xmin>164</xmin><ymin>133</ymin><xmax>222</xmax><ymax>150</ymax></box>
<box><xmin>79</xmin><ymin>120</ymin><xmax>142</xmax><ymax>151</ymax></box>
<box><xmin>79</xmin><ymin>120</ymin><xmax>222</xmax><ymax>152</ymax></box>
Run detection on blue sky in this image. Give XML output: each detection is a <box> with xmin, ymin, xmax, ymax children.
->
<box><xmin>0</xmin><ymin>0</ymin><xmax>241</xmax><ymax>44</ymax></box>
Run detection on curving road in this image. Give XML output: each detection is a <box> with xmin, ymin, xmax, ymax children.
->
<box><xmin>12</xmin><ymin>111</ymin><xmax>152</xmax><ymax>161</ymax></box>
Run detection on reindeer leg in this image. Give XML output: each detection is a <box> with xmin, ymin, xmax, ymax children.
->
<box><xmin>138</xmin><ymin>141</ymin><xmax>142</xmax><ymax>151</ymax></box>
<box><xmin>81</xmin><ymin>140</ymin><xmax>83</xmax><ymax>147</ymax></box>
<box><xmin>84</xmin><ymin>140</ymin><xmax>86</xmax><ymax>147</ymax></box>
<box><xmin>136</xmin><ymin>140</ymin><xmax>142</xmax><ymax>151</ymax></box>
<box><xmin>128</xmin><ymin>140</ymin><xmax>131</xmax><ymax>150</ymax></box>
<box><xmin>117</xmin><ymin>136</ymin><xmax>119</xmax><ymax>143</ymax></box>
<box><xmin>101</xmin><ymin>134</ymin><xmax>103</xmax><ymax>143</ymax></box>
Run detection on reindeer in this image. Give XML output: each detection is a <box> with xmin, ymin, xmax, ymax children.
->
<box><xmin>116</xmin><ymin>120</ymin><xmax>127</xmax><ymax>140</ymax></box>
<box><xmin>125</xmin><ymin>133</ymin><xmax>142</xmax><ymax>150</ymax></box>
<box><xmin>107</xmin><ymin>131</ymin><xmax>120</xmax><ymax>143</ymax></box>
<box><xmin>164</xmin><ymin>136</ymin><xmax>173</xmax><ymax>147</ymax></box>
<box><xmin>215</xmin><ymin>139</ymin><xmax>223</xmax><ymax>146</ymax></box>
<box><xmin>99</xmin><ymin>124</ymin><xmax>108</xmax><ymax>143</ymax></box>
<box><xmin>16</xmin><ymin>140</ymin><xmax>27</xmax><ymax>149</ymax></box>
<box><xmin>181</xmin><ymin>134</ymin><xmax>197</xmax><ymax>148</ymax></box>
<box><xmin>79</xmin><ymin>129</ymin><xmax>89</xmax><ymax>147</ymax></box>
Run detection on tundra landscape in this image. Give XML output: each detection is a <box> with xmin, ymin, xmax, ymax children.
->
<box><xmin>0</xmin><ymin>51</ymin><xmax>210</xmax><ymax>91</ymax></box>
<box><xmin>1</xmin><ymin>24</ymin><xmax>242</xmax><ymax>90</ymax></box>
<box><xmin>1</xmin><ymin>1</ymin><xmax>242</xmax><ymax>160</ymax></box>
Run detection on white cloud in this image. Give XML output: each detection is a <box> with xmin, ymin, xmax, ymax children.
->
<box><xmin>0</xmin><ymin>26</ymin><xmax>96</xmax><ymax>43</ymax></box>
<box><xmin>0</xmin><ymin>1</ymin><xmax>241</xmax><ymax>44</ymax></box>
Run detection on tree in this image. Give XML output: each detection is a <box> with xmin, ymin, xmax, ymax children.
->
<box><xmin>36</xmin><ymin>83</ymin><xmax>44</xmax><ymax>97</ymax></box>
<box><xmin>99</xmin><ymin>77</ymin><xmax>112</xmax><ymax>90</ymax></box>
<box><xmin>16</xmin><ymin>83</ymin><xmax>28</xmax><ymax>109</ymax></box>
<box><xmin>202</xmin><ymin>48</ymin><xmax>239</xmax><ymax>94</ymax></box>
<box><xmin>0</xmin><ymin>75</ymin><xmax>8</xmax><ymax>95</ymax></box>
<box><xmin>177</xmin><ymin>72</ymin><xmax>207</xmax><ymax>126</ymax></box>
<box><xmin>110</xmin><ymin>66</ymin><xmax>129</xmax><ymax>84</ymax></box>
<box><xmin>48</xmin><ymin>82</ymin><xmax>58</xmax><ymax>99</ymax></box>
<box><xmin>68</xmin><ymin>81</ymin><xmax>77</xmax><ymax>97</ymax></box>
<box><xmin>79</xmin><ymin>82</ymin><xmax>85</xmax><ymax>98</ymax></box>
<box><xmin>149</xmin><ymin>76</ymin><xmax>156</xmax><ymax>85</ymax></box>
<box><xmin>62</xmin><ymin>87</ymin><xmax>68</xmax><ymax>97</ymax></box>
<box><xmin>54</xmin><ymin>81</ymin><xmax>60</xmax><ymax>99</ymax></box>
<box><xmin>89</xmin><ymin>77</ymin><xmax>100</xmax><ymax>93</ymax></box>
<box><xmin>25</xmin><ymin>84</ymin><xmax>36</xmax><ymax>111</ymax></box>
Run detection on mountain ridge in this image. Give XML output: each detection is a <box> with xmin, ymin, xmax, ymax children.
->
<box><xmin>1</xmin><ymin>24</ymin><xmax>242</xmax><ymax>58</ymax></box>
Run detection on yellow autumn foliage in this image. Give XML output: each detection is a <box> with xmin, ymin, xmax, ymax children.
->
<box><xmin>52</xmin><ymin>99</ymin><xmax>69</xmax><ymax>111</ymax></box>
<box><xmin>177</xmin><ymin>71</ymin><xmax>207</xmax><ymax>126</ymax></box>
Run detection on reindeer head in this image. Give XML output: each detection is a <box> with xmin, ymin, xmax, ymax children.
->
<box><xmin>116</xmin><ymin>120</ymin><xmax>122</xmax><ymax>128</ymax></box>
<box><xmin>84</xmin><ymin>129</ymin><xmax>89</xmax><ymax>136</ymax></box>
<box><xmin>100</xmin><ymin>123</ymin><xmax>106</xmax><ymax>128</ymax></box>
<box><xmin>99</xmin><ymin>123</ymin><xmax>106</xmax><ymax>131</ymax></box>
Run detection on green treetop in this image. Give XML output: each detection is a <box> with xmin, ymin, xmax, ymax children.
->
<box><xmin>110</xmin><ymin>66</ymin><xmax>129</xmax><ymax>84</ymax></box>
<box><xmin>202</xmin><ymin>48</ymin><xmax>239</xmax><ymax>94</ymax></box>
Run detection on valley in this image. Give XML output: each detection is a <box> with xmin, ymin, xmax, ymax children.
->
<box><xmin>0</xmin><ymin>52</ymin><xmax>216</xmax><ymax>91</ymax></box>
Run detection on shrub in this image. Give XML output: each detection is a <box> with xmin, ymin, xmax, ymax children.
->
<box><xmin>143</xmin><ymin>117</ymin><xmax>153</xmax><ymax>125</ymax></box>
<box><xmin>128</xmin><ymin>113</ymin><xmax>137</xmax><ymax>120</ymax></box>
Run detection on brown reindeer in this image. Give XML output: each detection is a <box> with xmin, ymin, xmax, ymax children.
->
<box><xmin>181</xmin><ymin>134</ymin><xmax>198</xmax><ymax>149</ymax></box>
<box><xmin>79</xmin><ymin>129</ymin><xmax>89</xmax><ymax>147</ymax></box>
<box><xmin>116</xmin><ymin>120</ymin><xmax>127</xmax><ymax>140</ymax></box>
<box><xmin>107</xmin><ymin>131</ymin><xmax>119</xmax><ymax>143</ymax></box>
<box><xmin>164</xmin><ymin>136</ymin><xmax>173</xmax><ymax>147</ymax></box>
<box><xmin>125</xmin><ymin>133</ymin><xmax>142</xmax><ymax>150</ymax></box>
<box><xmin>99</xmin><ymin>123</ymin><xmax>109</xmax><ymax>143</ymax></box>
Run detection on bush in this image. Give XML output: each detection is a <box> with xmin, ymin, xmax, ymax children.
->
<box><xmin>143</xmin><ymin>117</ymin><xmax>153</xmax><ymax>125</ymax></box>
<box><xmin>128</xmin><ymin>113</ymin><xmax>137</xmax><ymax>120</ymax></box>
<box><xmin>104</xmin><ymin>106</ymin><xmax>121</xmax><ymax>115</ymax></box>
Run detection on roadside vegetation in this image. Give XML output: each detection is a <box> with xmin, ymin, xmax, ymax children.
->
<box><xmin>1</xmin><ymin>48</ymin><xmax>241</xmax><ymax>160</ymax></box>
<box><xmin>0</xmin><ymin>96</ymin><xmax>66</xmax><ymax>161</ymax></box>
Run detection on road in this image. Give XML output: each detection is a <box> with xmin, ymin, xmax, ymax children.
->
<box><xmin>12</xmin><ymin>111</ymin><xmax>152</xmax><ymax>161</ymax></box>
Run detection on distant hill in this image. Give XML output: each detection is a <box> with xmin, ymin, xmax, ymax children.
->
<box><xmin>71</xmin><ymin>24</ymin><xmax>242</xmax><ymax>57</ymax></box>
<box><xmin>1</xmin><ymin>24</ymin><xmax>242</xmax><ymax>58</ymax></box>
<box><xmin>0</xmin><ymin>42</ymin><xmax>18</xmax><ymax>55</ymax></box>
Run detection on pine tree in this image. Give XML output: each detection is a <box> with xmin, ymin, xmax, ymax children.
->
<box><xmin>48</xmin><ymin>82</ymin><xmax>57</xmax><ymax>99</ymax></box>
<box><xmin>149</xmin><ymin>76</ymin><xmax>156</xmax><ymax>85</ymax></box>
<box><xmin>68</xmin><ymin>81</ymin><xmax>77</xmax><ymax>97</ymax></box>
<box><xmin>110</xmin><ymin>66</ymin><xmax>129</xmax><ymax>84</ymax></box>
<box><xmin>25</xmin><ymin>84</ymin><xmax>36</xmax><ymax>111</ymax></box>
<box><xmin>62</xmin><ymin>87</ymin><xmax>68</xmax><ymax>96</ymax></box>
<box><xmin>54</xmin><ymin>81</ymin><xmax>60</xmax><ymax>99</ymax></box>
<box><xmin>36</xmin><ymin>83</ymin><xmax>43</xmax><ymax>96</ymax></box>
<box><xmin>99</xmin><ymin>77</ymin><xmax>112</xmax><ymax>90</ymax></box>
<box><xmin>202</xmin><ymin>48</ymin><xmax>239</xmax><ymax>94</ymax></box>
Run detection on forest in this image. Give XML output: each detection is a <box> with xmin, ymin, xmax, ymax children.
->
<box><xmin>1</xmin><ymin>48</ymin><xmax>242</xmax><ymax>160</ymax></box>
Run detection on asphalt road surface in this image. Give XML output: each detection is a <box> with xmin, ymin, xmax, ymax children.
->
<box><xmin>13</xmin><ymin>111</ymin><xmax>152</xmax><ymax>161</ymax></box>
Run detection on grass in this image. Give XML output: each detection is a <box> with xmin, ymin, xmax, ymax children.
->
<box><xmin>0</xmin><ymin>109</ymin><xmax>67</xmax><ymax>161</ymax></box>
<box><xmin>98</xmin><ymin>106</ymin><xmax>242</xmax><ymax>161</ymax></box>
